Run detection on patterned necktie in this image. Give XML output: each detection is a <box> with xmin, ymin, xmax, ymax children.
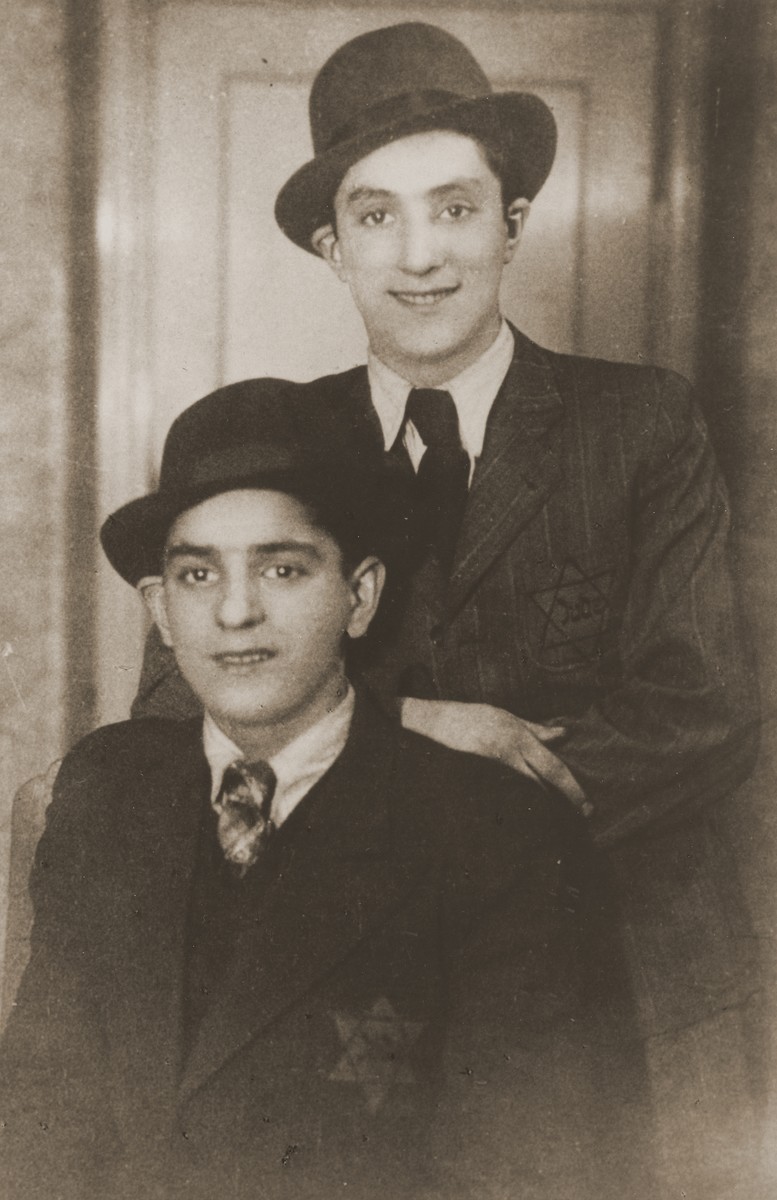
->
<box><xmin>214</xmin><ymin>759</ymin><xmax>277</xmax><ymax>876</ymax></box>
<box><xmin>404</xmin><ymin>388</ymin><xmax>470</xmax><ymax>571</ymax></box>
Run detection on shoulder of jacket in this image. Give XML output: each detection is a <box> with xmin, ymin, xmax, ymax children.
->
<box><xmin>39</xmin><ymin>720</ymin><xmax>199</xmax><ymax>854</ymax></box>
<box><xmin>526</xmin><ymin>344</ymin><xmax>697</xmax><ymax>441</ymax></box>
<box><xmin>394</xmin><ymin>728</ymin><xmax>585</xmax><ymax>854</ymax></box>
<box><xmin>299</xmin><ymin>364</ymin><xmax>367</xmax><ymax>398</ymax></box>
<box><xmin>541</xmin><ymin>345</ymin><xmax>691</xmax><ymax>398</ymax></box>
<box><xmin>58</xmin><ymin>718</ymin><xmax>199</xmax><ymax>781</ymax></box>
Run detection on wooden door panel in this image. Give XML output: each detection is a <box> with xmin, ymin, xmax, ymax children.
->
<box><xmin>224</xmin><ymin>78</ymin><xmax>367</xmax><ymax>389</ymax></box>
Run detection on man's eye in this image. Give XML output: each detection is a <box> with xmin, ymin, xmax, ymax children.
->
<box><xmin>441</xmin><ymin>203</ymin><xmax>472</xmax><ymax>221</ymax></box>
<box><xmin>263</xmin><ymin>564</ymin><xmax>305</xmax><ymax>581</ymax></box>
<box><xmin>179</xmin><ymin>566</ymin><xmax>216</xmax><ymax>585</ymax></box>
<box><xmin>362</xmin><ymin>209</ymin><xmax>391</xmax><ymax>227</ymax></box>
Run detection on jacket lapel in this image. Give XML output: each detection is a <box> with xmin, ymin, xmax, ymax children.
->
<box><xmin>179</xmin><ymin>698</ymin><xmax>429</xmax><ymax>1103</ymax></box>
<box><xmin>448</xmin><ymin>331</ymin><xmax>566</xmax><ymax>615</ymax></box>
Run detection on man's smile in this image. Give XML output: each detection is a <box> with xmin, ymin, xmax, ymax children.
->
<box><xmin>213</xmin><ymin>648</ymin><xmax>278</xmax><ymax>669</ymax></box>
<box><xmin>390</xmin><ymin>286</ymin><xmax>460</xmax><ymax>307</ymax></box>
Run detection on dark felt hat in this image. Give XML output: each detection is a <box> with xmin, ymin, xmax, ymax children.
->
<box><xmin>100</xmin><ymin>377</ymin><xmax>406</xmax><ymax>585</ymax></box>
<box><xmin>275</xmin><ymin>22</ymin><xmax>557</xmax><ymax>254</ymax></box>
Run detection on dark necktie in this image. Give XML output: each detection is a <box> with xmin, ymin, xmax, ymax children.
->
<box><xmin>404</xmin><ymin>388</ymin><xmax>470</xmax><ymax>571</ymax></box>
<box><xmin>214</xmin><ymin>759</ymin><xmax>277</xmax><ymax>876</ymax></box>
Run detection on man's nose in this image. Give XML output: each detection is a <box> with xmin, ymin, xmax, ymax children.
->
<box><xmin>397</xmin><ymin>214</ymin><xmax>443</xmax><ymax>274</ymax></box>
<box><xmin>217</xmin><ymin>570</ymin><xmax>264</xmax><ymax>629</ymax></box>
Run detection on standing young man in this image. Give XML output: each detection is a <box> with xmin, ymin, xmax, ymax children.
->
<box><xmin>0</xmin><ymin>379</ymin><xmax>647</xmax><ymax>1200</ymax></box>
<box><xmin>135</xmin><ymin>22</ymin><xmax>764</xmax><ymax>1197</ymax></box>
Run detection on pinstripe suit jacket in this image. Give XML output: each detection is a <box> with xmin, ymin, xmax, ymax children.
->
<box><xmin>134</xmin><ymin>329</ymin><xmax>760</xmax><ymax>1033</ymax></box>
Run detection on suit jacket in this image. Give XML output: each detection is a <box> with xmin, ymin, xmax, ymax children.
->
<box><xmin>0</xmin><ymin>695</ymin><xmax>649</xmax><ymax>1200</ymax></box>
<box><xmin>133</xmin><ymin>329</ymin><xmax>760</xmax><ymax>1034</ymax></box>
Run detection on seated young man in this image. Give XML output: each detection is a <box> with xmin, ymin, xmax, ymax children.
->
<box><xmin>0</xmin><ymin>378</ymin><xmax>650</xmax><ymax>1200</ymax></box>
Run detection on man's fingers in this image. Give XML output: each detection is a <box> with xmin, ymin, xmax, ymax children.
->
<box><xmin>504</xmin><ymin>756</ymin><xmax>543</xmax><ymax>785</ymax></box>
<box><xmin>521</xmin><ymin>719</ymin><xmax>566</xmax><ymax>743</ymax></box>
<box><xmin>399</xmin><ymin>699</ymin><xmax>590</xmax><ymax>813</ymax></box>
<box><xmin>509</xmin><ymin>739</ymin><xmax>589</xmax><ymax>812</ymax></box>
<box><xmin>497</xmin><ymin>724</ymin><xmax>588</xmax><ymax>810</ymax></box>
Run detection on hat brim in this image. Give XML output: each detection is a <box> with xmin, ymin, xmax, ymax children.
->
<box><xmin>275</xmin><ymin>91</ymin><xmax>556</xmax><ymax>254</ymax></box>
<box><xmin>100</xmin><ymin>465</ymin><xmax>411</xmax><ymax>587</ymax></box>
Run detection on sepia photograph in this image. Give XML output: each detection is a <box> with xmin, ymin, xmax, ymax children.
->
<box><xmin>0</xmin><ymin>1</ymin><xmax>775</xmax><ymax>1197</ymax></box>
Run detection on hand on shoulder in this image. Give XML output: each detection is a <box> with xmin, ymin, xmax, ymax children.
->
<box><xmin>400</xmin><ymin>698</ymin><xmax>590</xmax><ymax>812</ymax></box>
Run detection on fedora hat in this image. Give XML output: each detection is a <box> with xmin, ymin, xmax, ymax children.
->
<box><xmin>100</xmin><ymin>377</ymin><xmax>407</xmax><ymax>585</ymax></box>
<box><xmin>275</xmin><ymin>22</ymin><xmax>557</xmax><ymax>254</ymax></box>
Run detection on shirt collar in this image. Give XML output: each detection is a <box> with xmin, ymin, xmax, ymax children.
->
<box><xmin>203</xmin><ymin>685</ymin><xmax>355</xmax><ymax>827</ymax></box>
<box><xmin>367</xmin><ymin>319</ymin><xmax>514</xmax><ymax>460</ymax></box>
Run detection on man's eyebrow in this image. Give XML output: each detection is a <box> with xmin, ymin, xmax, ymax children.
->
<box><xmin>250</xmin><ymin>541</ymin><xmax>322</xmax><ymax>559</ymax></box>
<box><xmin>164</xmin><ymin>540</ymin><xmax>323</xmax><ymax>560</ymax></box>
<box><xmin>427</xmin><ymin>177</ymin><xmax>485</xmax><ymax>199</ymax></box>
<box><xmin>343</xmin><ymin>178</ymin><xmax>486</xmax><ymax>206</ymax></box>
<box><xmin>165</xmin><ymin>543</ymin><xmax>215</xmax><ymax>561</ymax></box>
<box><xmin>342</xmin><ymin>185</ymin><xmax>393</xmax><ymax>205</ymax></box>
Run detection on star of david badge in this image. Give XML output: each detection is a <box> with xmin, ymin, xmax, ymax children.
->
<box><xmin>329</xmin><ymin>997</ymin><xmax>424</xmax><ymax>1114</ymax></box>
<box><xmin>529</xmin><ymin>559</ymin><xmax>615</xmax><ymax>666</ymax></box>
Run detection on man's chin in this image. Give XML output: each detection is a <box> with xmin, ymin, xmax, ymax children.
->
<box><xmin>378</xmin><ymin>327</ymin><xmax>464</xmax><ymax>376</ymax></box>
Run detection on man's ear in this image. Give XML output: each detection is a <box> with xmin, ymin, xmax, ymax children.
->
<box><xmin>504</xmin><ymin>199</ymin><xmax>530</xmax><ymax>263</ymax></box>
<box><xmin>345</xmin><ymin>557</ymin><xmax>386</xmax><ymax>640</ymax></box>
<box><xmin>139</xmin><ymin>578</ymin><xmax>174</xmax><ymax>648</ymax></box>
<box><xmin>311</xmin><ymin>222</ymin><xmax>346</xmax><ymax>280</ymax></box>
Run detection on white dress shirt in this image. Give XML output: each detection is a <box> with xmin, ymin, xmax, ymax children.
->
<box><xmin>203</xmin><ymin>685</ymin><xmax>355</xmax><ymax>828</ymax></box>
<box><xmin>367</xmin><ymin>320</ymin><xmax>514</xmax><ymax>483</ymax></box>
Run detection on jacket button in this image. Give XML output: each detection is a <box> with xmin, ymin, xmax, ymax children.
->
<box><xmin>430</xmin><ymin>625</ymin><xmax>445</xmax><ymax>647</ymax></box>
